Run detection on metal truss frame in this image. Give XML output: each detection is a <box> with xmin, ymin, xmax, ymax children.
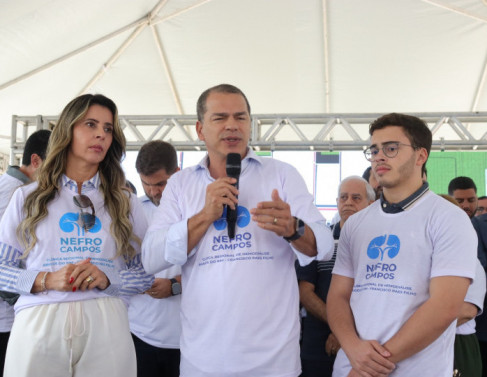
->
<box><xmin>10</xmin><ymin>112</ymin><xmax>487</xmax><ymax>163</ymax></box>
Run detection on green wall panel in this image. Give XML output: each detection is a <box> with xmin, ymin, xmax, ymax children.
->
<box><xmin>427</xmin><ymin>152</ymin><xmax>487</xmax><ymax>196</ymax></box>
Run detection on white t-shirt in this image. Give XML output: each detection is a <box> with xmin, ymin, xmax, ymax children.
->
<box><xmin>128</xmin><ymin>196</ymin><xmax>181</xmax><ymax>348</ymax></box>
<box><xmin>142</xmin><ymin>150</ymin><xmax>334</xmax><ymax>377</ymax></box>
<box><xmin>0</xmin><ymin>167</ymin><xmax>29</xmax><ymax>331</ymax></box>
<box><xmin>456</xmin><ymin>259</ymin><xmax>486</xmax><ymax>335</ymax></box>
<box><xmin>332</xmin><ymin>191</ymin><xmax>477</xmax><ymax>377</ymax></box>
<box><xmin>0</xmin><ymin>174</ymin><xmax>153</xmax><ymax>314</ymax></box>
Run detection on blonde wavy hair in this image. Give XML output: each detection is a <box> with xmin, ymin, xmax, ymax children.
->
<box><xmin>17</xmin><ymin>94</ymin><xmax>139</xmax><ymax>261</ymax></box>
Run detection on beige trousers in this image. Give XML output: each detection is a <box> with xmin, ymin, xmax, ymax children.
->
<box><xmin>4</xmin><ymin>297</ymin><xmax>136</xmax><ymax>377</ymax></box>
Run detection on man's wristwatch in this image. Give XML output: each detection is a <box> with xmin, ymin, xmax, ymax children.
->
<box><xmin>170</xmin><ymin>278</ymin><xmax>182</xmax><ymax>296</ymax></box>
<box><xmin>283</xmin><ymin>217</ymin><xmax>305</xmax><ymax>242</ymax></box>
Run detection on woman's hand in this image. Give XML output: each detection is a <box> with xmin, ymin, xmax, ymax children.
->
<box><xmin>39</xmin><ymin>258</ymin><xmax>110</xmax><ymax>293</ymax></box>
<box><xmin>33</xmin><ymin>259</ymin><xmax>90</xmax><ymax>293</ymax></box>
<box><xmin>68</xmin><ymin>258</ymin><xmax>110</xmax><ymax>291</ymax></box>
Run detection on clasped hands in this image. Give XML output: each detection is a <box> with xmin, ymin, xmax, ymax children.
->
<box><xmin>203</xmin><ymin>177</ymin><xmax>295</xmax><ymax>237</ymax></box>
<box><xmin>345</xmin><ymin>339</ymin><xmax>395</xmax><ymax>377</ymax></box>
<box><xmin>40</xmin><ymin>258</ymin><xmax>109</xmax><ymax>293</ymax></box>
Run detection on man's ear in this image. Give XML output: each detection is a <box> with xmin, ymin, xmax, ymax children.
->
<box><xmin>416</xmin><ymin>148</ymin><xmax>428</xmax><ymax>167</ymax></box>
<box><xmin>30</xmin><ymin>153</ymin><xmax>42</xmax><ymax>169</ymax></box>
<box><xmin>196</xmin><ymin>121</ymin><xmax>205</xmax><ymax>141</ymax></box>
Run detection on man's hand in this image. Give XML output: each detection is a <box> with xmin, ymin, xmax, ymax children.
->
<box><xmin>325</xmin><ymin>332</ymin><xmax>341</xmax><ymax>356</ymax></box>
<box><xmin>187</xmin><ymin>177</ymin><xmax>239</xmax><ymax>252</ymax></box>
<box><xmin>201</xmin><ymin>177</ymin><xmax>239</xmax><ymax>223</ymax></box>
<box><xmin>145</xmin><ymin>278</ymin><xmax>172</xmax><ymax>299</ymax></box>
<box><xmin>344</xmin><ymin>339</ymin><xmax>394</xmax><ymax>377</ymax></box>
<box><xmin>250</xmin><ymin>189</ymin><xmax>294</xmax><ymax>237</ymax></box>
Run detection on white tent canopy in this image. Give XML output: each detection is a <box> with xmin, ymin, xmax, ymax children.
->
<box><xmin>2</xmin><ymin>0</ymin><xmax>487</xmax><ymax>157</ymax></box>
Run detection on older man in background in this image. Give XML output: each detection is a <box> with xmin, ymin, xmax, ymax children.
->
<box><xmin>296</xmin><ymin>176</ymin><xmax>375</xmax><ymax>377</ymax></box>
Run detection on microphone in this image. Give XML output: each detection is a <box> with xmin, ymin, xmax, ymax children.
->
<box><xmin>226</xmin><ymin>153</ymin><xmax>241</xmax><ymax>239</ymax></box>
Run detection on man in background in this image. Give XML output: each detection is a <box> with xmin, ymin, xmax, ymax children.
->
<box><xmin>476</xmin><ymin>196</ymin><xmax>487</xmax><ymax>217</ymax></box>
<box><xmin>0</xmin><ymin>129</ymin><xmax>51</xmax><ymax>375</ymax></box>
<box><xmin>471</xmin><ymin>209</ymin><xmax>487</xmax><ymax>377</ymax></box>
<box><xmin>296</xmin><ymin>175</ymin><xmax>374</xmax><ymax>377</ymax></box>
<box><xmin>362</xmin><ymin>166</ymin><xmax>381</xmax><ymax>200</ymax></box>
<box><xmin>449</xmin><ymin>176</ymin><xmax>479</xmax><ymax>219</ymax></box>
<box><xmin>128</xmin><ymin>140</ymin><xmax>181</xmax><ymax>377</ymax></box>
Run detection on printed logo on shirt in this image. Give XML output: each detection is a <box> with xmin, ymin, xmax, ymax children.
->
<box><xmin>213</xmin><ymin>205</ymin><xmax>251</xmax><ymax>231</ymax></box>
<box><xmin>364</xmin><ymin>234</ymin><xmax>399</xmax><ymax>280</ymax></box>
<box><xmin>197</xmin><ymin>204</ymin><xmax>276</xmax><ymax>267</ymax></box>
<box><xmin>58</xmin><ymin>212</ymin><xmax>103</xmax><ymax>253</ymax></box>
<box><xmin>367</xmin><ymin>234</ymin><xmax>400</xmax><ymax>261</ymax></box>
<box><xmin>353</xmin><ymin>234</ymin><xmax>416</xmax><ymax>296</ymax></box>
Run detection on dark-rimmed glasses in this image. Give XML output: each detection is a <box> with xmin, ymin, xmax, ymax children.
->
<box><xmin>73</xmin><ymin>195</ymin><xmax>96</xmax><ymax>231</ymax></box>
<box><xmin>363</xmin><ymin>142</ymin><xmax>417</xmax><ymax>162</ymax></box>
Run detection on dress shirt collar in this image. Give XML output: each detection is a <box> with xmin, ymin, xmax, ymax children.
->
<box><xmin>62</xmin><ymin>172</ymin><xmax>100</xmax><ymax>194</ymax></box>
<box><xmin>6</xmin><ymin>165</ymin><xmax>30</xmax><ymax>184</ymax></box>
<box><xmin>380</xmin><ymin>181</ymin><xmax>429</xmax><ymax>214</ymax></box>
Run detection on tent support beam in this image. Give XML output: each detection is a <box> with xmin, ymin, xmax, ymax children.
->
<box><xmin>0</xmin><ymin>18</ymin><xmax>147</xmax><ymax>91</ymax></box>
<box><xmin>421</xmin><ymin>0</ymin><xmax>487</xmax><ymax>24</ymax></box>
<box><xmin>151</xmin><ymin>25</ymin><xmax>184</xmax><ymax>114</ymax></box>
<box><xmin>322</xmin><ymin>0</ymin><xmax>331</xmax><ymax>112</ymax></box>
<box><xmin>472</xmin><ymin>53</ymin><xmax>487</xmax><ymax>111</ymax></box>
<box><xmin>79</xmin><ymin>0</ymin><xmax>169</xmax><ymax>94</ymax></box>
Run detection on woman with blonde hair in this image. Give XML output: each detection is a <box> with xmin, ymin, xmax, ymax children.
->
<box><xmin>0</xmin><ymin>94</ymin><xmax>153</xmax><ymax>377</ymax></box>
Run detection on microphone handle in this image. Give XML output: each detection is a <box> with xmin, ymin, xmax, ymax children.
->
<box><xmin>227</xmin><ymin>178</ymin><xmax>238</xmax><ymax>239</ymax></box>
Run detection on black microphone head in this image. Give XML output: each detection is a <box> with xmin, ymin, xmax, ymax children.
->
<box><xmin>226</xmin><ymin>153</ymin><xmax>241</xmax><ymax>178</ymax></box>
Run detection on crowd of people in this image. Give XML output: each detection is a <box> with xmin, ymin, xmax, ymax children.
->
<box><xmin>0</xmin><ymin>84</ymin><xmax>484</xmax><ymax>377</ymax></box>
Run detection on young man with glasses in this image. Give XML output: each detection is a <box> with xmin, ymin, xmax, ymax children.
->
<box><xmin>328</xmin><ymin>113</ymin><xmax>477</xmax><ymax>376</ymax></box>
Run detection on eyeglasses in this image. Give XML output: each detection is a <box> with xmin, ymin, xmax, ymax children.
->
<box><xmin>363</xmin><ymin>142</ymin><xmax>417</xmax><ymax>162</ymax></box>
<box><xmin>338</xmin><ymin>194</ymin><xmax>364</xmax><ymax>203</ymax></box>
<box><xmin>73</xmin><ymin>195</ymin><xmax>96</xmax><ymax>231</ymax></box>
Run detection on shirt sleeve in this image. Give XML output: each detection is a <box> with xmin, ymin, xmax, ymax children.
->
<box><xmin>429</xmin><ymin>206</ymin><xmax>477</xmax><ymax>282</ymax></box>
<box><xmin>0</xmin><ymin>187</ymin><xmax>37</xmax><ymax>294</ymax></box>
<box><xmin>142</xmin><ymin>175</ymin><xmax>188</xmax><ymax>274</ymax></box>
<box><xmin>93</xmin><ymin>194</ymin><xmax>154</xmax><ymax>296</ymax></box>
<box><xmin>281</xmin><ymin>164</ymin><xmax>334</xmax><ymax>264</ymax></box>
<box><xmin>296</xmin><ymin>259</ymin><xmax>318</xmax><ymax>284</ymax></box>
<box><xmin>464</xmin><ymin>259</ymin><xmax>487</xmax><ymax>316</ymax></box>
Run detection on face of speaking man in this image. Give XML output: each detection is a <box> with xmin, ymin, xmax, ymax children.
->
<box><xmin>196</xmin><ymin>91</ymin><xmax>251</xmax><ymax>164</ymax></box>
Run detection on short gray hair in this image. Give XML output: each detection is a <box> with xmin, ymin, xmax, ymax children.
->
<box><xmin>338</xmin><ymin>175</ymin><xmax>376</xmax><ymax>202</ymax></box>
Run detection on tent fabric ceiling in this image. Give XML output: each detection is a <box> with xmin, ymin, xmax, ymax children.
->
<box><xmin>1</xmin><ymin>0</ymin><xmax>487</xmax><ymax>155</ymax></box>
